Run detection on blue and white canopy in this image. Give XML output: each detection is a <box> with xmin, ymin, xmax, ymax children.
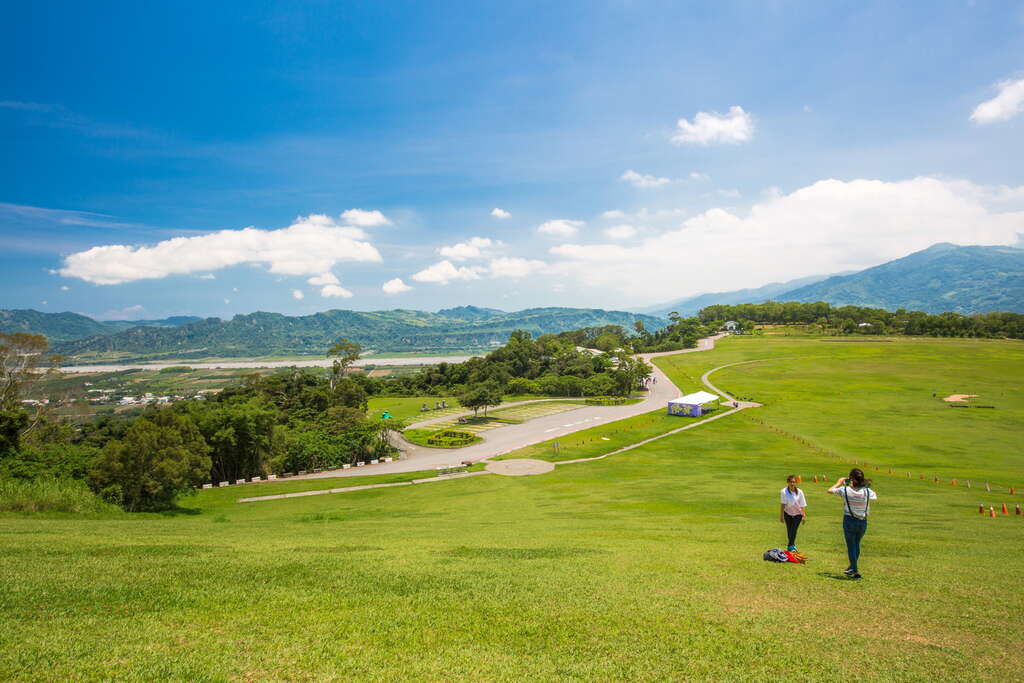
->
<box><xmin>669</xmin><ymin>391</ymin><xmax>719</xmax><ymax>406</ymax></box>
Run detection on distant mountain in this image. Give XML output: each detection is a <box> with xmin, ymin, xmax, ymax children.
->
<box><xmin>643</xmin><ymin>273</ymin><xmax>837</xmax><ymax>318</ymax></box>
<box><xmin>51</xmin><ymin>307</ymin><xmax>667</xmax><ymax>361</ymax></box>
<box><xmin>436</xmin><ymin>305</ymin><xmax>506</xmax><ymax>321</ymax></box>
<box><xmin>100</xmin><ymin>316</ymin><xmax>203</xmax><ymax>333</ymax></box>
<box><xmin>0</xmin><ymin>310</ymin><xmax>204</xmax><ymax>344</ymax></box>
<box><xmin>0</xmin><ymin>310</ymin><xmax>112</xmax><ymax>344</ymax></box>
<box><xmin>781</xmin><ymin>243</ymin><xmax>1024</xmax><ymax>314</ymax></box>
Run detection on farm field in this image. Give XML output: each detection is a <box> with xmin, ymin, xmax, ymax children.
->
<box><xmin>2</xmin><ymin>336</ymin><xmax>1023</xmax><ymax>680</ymax></box>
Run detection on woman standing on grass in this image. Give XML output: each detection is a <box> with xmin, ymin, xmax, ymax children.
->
<box><xmin>829</xmin><ymin>468</ymin><xmax>877</xmax><ymax>580</ymax></box>
<box><xmin>780</xmin><ymin>475</ymin><xmax>807</xmax><ymax>552</ymax></box>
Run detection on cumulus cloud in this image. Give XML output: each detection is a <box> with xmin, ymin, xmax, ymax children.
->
<box><xmin>491</xmin><ymin>208</ymin><xmax>511</xmax><ymax>219</ymax></box>
<box><xmin>341</xmin><ymin>208</ymin><xmax>391</xmax><ymax>226</ymax></box>
<box><xmin>411</xmin><ymin>260</ymin><xmax>486</xmax><ymax>284</ymax></box>
<box><xmin>621</xmin><ymin>169</ymin><xmax>671</xmax><ymax>189</ymax></box>
<box><xmin>382</xmin><ymin>277</ymin><xmax>412</xmax><ymax>294</ymax></box>
<box><xmin>689</xmin><ymin>172</ymin><xmax>709</xmax><ymax>181</ymax></box>
<box><xmin>970</xmin><ymin>77</ymin><xmax>1024</xmax><ymax>124</ymax></box>
<box><xmin>537</xmin><ymin>219</ymin><xmax>584</xmax><ymax>238</ymax></box>
<box><xmin>320</xmin><ymin>284</ymin><xmax>354</xmax><ymax>298</ymax></box>
<box><xmin>488</xmin><ymin>257</ymin><xmax>545</xmax><ymax>278</ymax></box>
<box><xmin>292</xmin><ymin>289</ymin><xmax>304</xmax><ymax>300</ymax></box>
<box><xmin>307</xmin><ymin>272</ymin><xmax>339</xmax><ymax>286</ymax></box>
<box><xmin>672</xmin><ymin>105</ymin><xmax>754</xmax><ymax>145</ymax></box>
<box><xmin>438</xmin><ymin>236</ymin><xmax>494</xmax><ymax>261</ymax></box>
<box><xmin>59</xmin><ymin>214</ymin><xmax>381</xmax><ymax>285</ymax></box>
<box><xmin>605</xmin><ymin>224</ymin><xmax>638</xmax><ymax>240</ymax></box>
<box><xmin>549</xmin><ymin>177</ymin><xmax>1024</xmax><ymax>303</ymax></box>
<box><xmin>601</xmin><ymin>210</ymin><xmax>627</xmax><ymax>220</ymax></box>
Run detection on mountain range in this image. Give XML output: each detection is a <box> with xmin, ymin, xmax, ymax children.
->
<box><xmin>646</xmin><ymin>243</ymin><xmax>1023</xmax><ymax>316</ymax></box>
<box><xmin>1</xmin><ymin>306</ymin><xmax>666</xmax><ymax>362</ymax></box>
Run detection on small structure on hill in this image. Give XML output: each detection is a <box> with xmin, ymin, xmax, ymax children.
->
<box><xmin>723</xmin><ymin>320</ymin><xmax>739</xmax><ymax>332</ymax></box>
<box><xmin>667</xmin><ymin>391</ymin><xmax>719</xmax><ymax>417</ymax></box>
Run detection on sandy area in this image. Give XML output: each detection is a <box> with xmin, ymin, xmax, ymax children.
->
<box><xmin>942</xmin><ymin>394</ymin><xmax>978</xmax><ymax>402</ymax></box>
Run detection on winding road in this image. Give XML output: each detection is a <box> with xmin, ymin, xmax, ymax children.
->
<box><xmin>289</xmin><ymin>334</ymin><xmax>733</xmax><ymax>481</ymax></box>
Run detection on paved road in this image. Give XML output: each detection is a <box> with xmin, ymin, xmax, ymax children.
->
<box><xmin>290</xmin><ymin>334</ymin><xmax>726</xmax><ymax>481</ymax></box>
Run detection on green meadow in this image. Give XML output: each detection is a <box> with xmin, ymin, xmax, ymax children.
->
<box><xmin>2</xmin><ymin>336</ymin><xmax>1022</xmax><ymax>681</ymax></box>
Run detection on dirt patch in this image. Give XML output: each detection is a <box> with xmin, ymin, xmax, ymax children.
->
<box><xmin>942</xmin><ymin>394</ymin><xmax>978</xmax><ymax>402</ymax></box>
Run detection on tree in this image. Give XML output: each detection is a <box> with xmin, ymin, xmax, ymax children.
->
<box><xmin>90</xmin><ymin>409</ymin><xmax>211</xmax><ymax>511</ymax></box>
<box><xmin>327</xmin><ymin>337</ymin><xmax>362</xmax><ymax>391</ymax></box>
<box><xmin>0</xmin><ymin>333</ymin><xmax>62</xmax><ymax>455</ymax></box>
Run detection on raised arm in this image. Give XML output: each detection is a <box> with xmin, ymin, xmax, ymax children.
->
<box><xmin>827</xmin><ymin>477</ymin><xmax>847</xmax><ymax>494</ymax></box>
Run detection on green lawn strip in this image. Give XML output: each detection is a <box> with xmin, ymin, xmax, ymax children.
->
<box><xmin>654</xmin><ymin>335</ymin><xmax>1024</xmax><ymax>486</ymax></box>
<box><xmin>491</xmin><ymin>406</ymin><xmax>727</xmax><ymax>463</ymax></box>
<box><xmin>366</xmin><ymin>396</ymin><xmax>462</xmax><ymax>422</ymax></box>
<box><xmin>2</xmin><ymin>417</ymin><xmax>1022</xmax><ymax>680</ymax></box>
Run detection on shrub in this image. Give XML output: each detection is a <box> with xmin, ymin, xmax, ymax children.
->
<box><xmin>0</xmin><ymin>477</ymin><xmax>120</xmax><ymax>514</ymax></box>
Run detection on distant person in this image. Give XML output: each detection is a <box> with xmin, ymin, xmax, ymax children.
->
<box><xmin>828</xmin><ymin>468</ymin><xmax>877</xmax><ymax>579</ymax></box>
<box><xmin>779</xmin><ymin>475</ymin><xmax>807</xmax><ymax>552</ymax></box>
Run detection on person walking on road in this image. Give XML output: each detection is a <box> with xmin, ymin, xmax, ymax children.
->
<box><xmin>828</xmin><ymin>468</ymin><xmax>877</xmax><ymax>580</ymax></box>
<box><xmin>779</xmin><ymin>475</ymin><xmax>807</xmax><ymax>552</ymax></box>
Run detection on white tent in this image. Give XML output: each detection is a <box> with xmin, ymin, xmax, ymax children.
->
<box><xmin>667</xmin><ymin>391</ymin><xmax>719</xmax><ymax>417</ymax></box>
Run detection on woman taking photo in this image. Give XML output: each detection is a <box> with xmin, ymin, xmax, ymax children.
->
<box><xmin>779</xmin><ymin>475</ymin><xmax>807</xmax><ymax>552</ymax></box>
<box><xmin>828</xmin><ymin>468</ymin><xmax>877</xmax><ymax>579</ymax></box>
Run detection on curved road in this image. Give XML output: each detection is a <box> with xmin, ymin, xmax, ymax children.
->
<box><xmin>288</xmin><ymin>334</ymin><xmax>727</xmax><ymax>481</ymax></box>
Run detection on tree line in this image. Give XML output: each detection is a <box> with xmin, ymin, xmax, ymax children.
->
<box><xmin>698</xmin><ymin>301</ymin><xmax>1024</xmax><ymax>338</ymax></box>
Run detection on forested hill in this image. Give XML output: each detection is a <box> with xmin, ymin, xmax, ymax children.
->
<box><xmin>50</xmin><ymin>307</ymin><xmax>666</xmax><ymax>360</ymax></box>
<box><xmin>780</xmin><ymin>243</ymin><xmax>1024</xmax><ymax>314</ymax></box>
<box><xmin>0</xmin><ymin>310</ymin><xmax>201</xmax><ymax>343</ymax></box>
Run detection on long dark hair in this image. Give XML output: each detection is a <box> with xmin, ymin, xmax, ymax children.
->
<box><xmin>848</xmin><ymin>467</ymin><xmax>871</xmax><ymax>489</ymax></box>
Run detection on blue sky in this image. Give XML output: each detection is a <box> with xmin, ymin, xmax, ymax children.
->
<box><xmin>2</xmin><ymin>0</ymin><xmax>1023</xmax><ymax>319</ymax></box>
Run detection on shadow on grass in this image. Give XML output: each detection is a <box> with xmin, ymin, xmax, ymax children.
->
<box><xmin>157</xmin><ymin>505</ymin><xmax>202</xmax><ymax>517</ymax></box>
<box><xmin>817</xmin><ymin>571</ymin><xmax>859</xmax><ymax>581</ymax></box>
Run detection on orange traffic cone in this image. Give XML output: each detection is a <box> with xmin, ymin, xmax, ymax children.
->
<box><xmin>989</xmin><ymin>506</ymin><xmax>997</xmax><ymax>518</ymax></box>
<box><xmin>978</xmin><ymin>504</ymin><xmax>985</xmax><ymax>514</ymax></box>
<box><xmin>796</xmin><ymin>475</ymin><xmax>802</xmax><ymax>483</ymax></box>
<box><xmin>951</xmin><ymin>479</ymin><xmax>958</xmax><ymax>486</ymax></box>
<box><xmin>1011</xmin><ymin>487</ymin><xmax>1016</xmax><ymax>496</ymax></box>
<box><xmin>1002</xmin><ymin>503</ymin><xmax>1009</xmax><ymax>515</ymax></box>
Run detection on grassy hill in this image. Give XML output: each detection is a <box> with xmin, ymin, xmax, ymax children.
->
<box><xmin>2</xmin><ymin>334</ymin><xmax>1022</xmax><ymax>679</ymax></box>
<box><xmin>781</xmin><ymin>243</ymin><xmax>1024</xmax><ymax>314</ymax></box>
<box><xmin>52</xmin><ymin>307</ymin><xmax>667</xmax><ymax>361</ymax></box>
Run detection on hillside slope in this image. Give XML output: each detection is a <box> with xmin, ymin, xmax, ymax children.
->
<box><xmin>780</xmin><ymin>243</ymin><xmax>1024</xmax><ymax>314</ymax></box>
<box><xmin>53</xmin><ymin>307</ymin><xmax>666</xmax><ymax>360</ymax></box>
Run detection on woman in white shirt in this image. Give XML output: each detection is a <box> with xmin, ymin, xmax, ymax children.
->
<box><xmin>779</xmin><ymin>475</ymin><xmax>807</xmax><ymax>552</ymax></box>
<box><xmin>828</xmin><ymin>468</ymin><xmax>878</xmax><ymax>580</ymax></box>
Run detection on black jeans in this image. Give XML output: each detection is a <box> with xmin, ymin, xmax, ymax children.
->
<box><xmin>784</xmin><ymin>513</ymin><xmax>803</xmax><ymax>547</ymax></box>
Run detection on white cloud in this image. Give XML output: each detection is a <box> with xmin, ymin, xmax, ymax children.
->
<box><xmin>224</xmin><ymin>298</ymin><xmax>231</xmax><ymax>305</ymax></box>
<box><xmin>198</xmin><ymin>273</ymin><xmax>215</xmax><ymax>280</ymax></box>
<box><xmin>438</xmin><ymin>236</ymin><xmax>494</xmax><ymax>261</ymax></box>
<box><xmin>717</xmin><ymin>189</ymin><xmax>741</xmax><ymax>198</ymax></box>
<box><xmin>60</xmin><ymin>285</ymin><xmax>70</xmax><ymax>291</ymax></box>
<box><xmin>292</xmin><ymin>289</ymin><xmax>304</xmax><ymax>300</ymax></box>
<box><xmin>411</xmin><ymin>260</ymin><xmax>486</xmax><ymax>285</ymax></box>
<box><xmin>341</xmin><ymin>208</ymin><xmax>391</xmax><ymax>227</ymax></box>
<box><xmin>382</xmin><ymin>277</ymin><xmax>412</xmax><ymax>294</ymax></box>
<box><xmin>321</xmin><ymin>284</ymin><xmax>354</xmax><ymax>298</ymax></box>
<box><xmin>689</xmin><ymin>172</ymin><xmax>709</xmax><ymax>181</ymax></box>
<box><xmin>605</xmin><ymin>224</ymin><xmax>638</xmax><ymax>240</ymax></box>
<box><xmin>620</xmin><ymin>169</ymin><xmax>671</xmax><ymax>189</ymax></box>
<box><xmin>537</xmin><ymin>219</ymin><xmax>584</xmax><ymax>238</ymax></box>
<box><xmin>672</xmin><ymin>105</ymin><xmax>754</xmax><ymax>145</ymax></box>
<box><xmin>970</xmin><ymin>77</ymin><xmax>1024</xmax><ymax>124</ymax></box>
<box><xmin>488</xmin><ymin>257</ymin><xmax>545</xmax><ymax>278</ymax></box>
<box><xmin>59</xmin><ymin>214</ymin><xmax>381</xmax><ymax>285</ymax></box>
<box><xmin>307</xmin><ymin>272</ymin><xmax>339</xmax><ymax>286</ymax></box>
<box><xmin>601</xmin><ymin>210</ymin><xmax>626</xmax><ymax>220</ymax></box>
<box><xmin>491</xmin><ymin>208</ymin><xmax>511</xmax><ymax>219</ymax></box>
<box><xmin>549</xmin><ymin>177</ymin><xmax>1024</xmax><ymax>303</ymax></box>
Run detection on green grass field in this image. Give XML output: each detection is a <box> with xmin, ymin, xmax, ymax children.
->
<box><xmin>2</xmin><ymin>335</ymin><xmax>1023</xmax><ymax>680</ymax></box>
